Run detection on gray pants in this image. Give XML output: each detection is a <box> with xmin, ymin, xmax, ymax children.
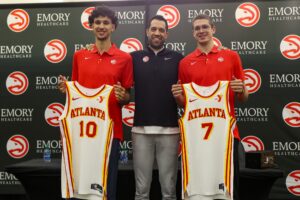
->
<box><xmin>132</xmin><ymin>133</ymin><xmax>180</xmax><ymax>200</ymax></box>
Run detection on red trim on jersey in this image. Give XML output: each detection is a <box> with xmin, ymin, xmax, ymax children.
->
<box><xmin>73</xmin><ymin>81</ymin><xmax>105</xmax><ymax>98</ymax></box>
<box><xmin>61</xmin><ymin>119</ymin><xmax>74</xmax><ymax>192</ymax></box>
<box><xmin>191</xmin><ymin>81</ymin><xmax>221</xmax><ymax>99</ymax></box>
<box><xmin>179</xmin><ymin>119</ymin><xmax>189</xmax><ymax>193</ymax></box>
<box><xmin>102</xmin><ymin>121</ymin><xmax>113</xmax><ymax>195</ymax></box>
<box><xmin>65</xmin><ymin>83</ymin><xmax>71</xmax><ymax>118</ymax></box>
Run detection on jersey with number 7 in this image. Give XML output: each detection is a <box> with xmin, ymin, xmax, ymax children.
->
<box><xmin>179</xmin><ymin>81</ymin><xmax>235</xmax><ymax>200</ymax></box>
<box><xmin>59</xmin><ymin>81</ymin><xmax>114</xmax><ymax>200</ymax></box>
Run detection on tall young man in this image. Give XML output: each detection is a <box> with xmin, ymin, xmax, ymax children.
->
<box><xmin>172</xmin><ymin>14</ymin><xmax>248</xmax><ymax>200</ymax></box>
<box><xmin>58</xmin><ymin>6</ymin><xmax>133</xmax><ymax>200</ymax></box>
<box><xmin>131</xmin><ymin>15</ymin><xmax>183</xmax><ymax>200</ymax></box>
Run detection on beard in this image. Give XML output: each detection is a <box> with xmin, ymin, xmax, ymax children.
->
<box><xmin>148</xmin><ymin>38</ymin><xmax>165</xmax><ymax>50</ymax></box>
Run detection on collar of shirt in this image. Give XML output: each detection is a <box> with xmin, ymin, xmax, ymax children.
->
<box><xmin>90</xmin><ymin>43</ymin><xmax>117</xmax><ymax>56</ymax></box>
<box><xmin>194</xmin><ymin>45</ymin><xmax>219</xmax><ymax>56</ymax></box>
<box><xmin>147</xmin><ymin>45</ymin><xmax>166</xmax><ymax>55</ymax></box>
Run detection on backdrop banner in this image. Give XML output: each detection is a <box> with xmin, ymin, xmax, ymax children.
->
<box><xmin>0</xmin><ymin>1</ymin><xmax>299</xmax><ymax>199</ymax></box>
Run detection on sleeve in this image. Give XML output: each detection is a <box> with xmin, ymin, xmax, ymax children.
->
<box><xmin>71</xmin><ymin>52</ymin><xmax>78</xmax><ymax>81</ymax></box>
<box><xmin>178</xmin><ymin>59</ymin><xmax>189</xmax><ymax>84</ymax></box>
<box><xmin>232</xmin><ymin>51</ymin><xmax>245</xmax><ymax>81</ymax></box>
<box><xmin>121</xmin><ymin>54</ymin><xmax>133</xmax><ymax>89</ymax></box>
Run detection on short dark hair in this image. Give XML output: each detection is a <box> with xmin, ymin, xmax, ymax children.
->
<box><xmin>147</xmin><ymin>15</ymin><xmax>169</xmax><ymax>32</ymax></box>
<box><xmin>88</xmin><ymin>6</ymin><xmax>118</xmax><ymax>29</ymax></box>
<box><xmin>192</xmin><ymin>14</ymin><xmax>215</xmax><ymax>29</ymax></box>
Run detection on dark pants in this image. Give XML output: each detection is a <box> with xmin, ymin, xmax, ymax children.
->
<box><xmin>107</xmin><ymin>138</ymin><xmax>120</xmax><ymax>200</ymax></box>
<box><xmin>233</xmin><ymin>138</ymin><xmax>240</xmax><ymax>200</ymax></box>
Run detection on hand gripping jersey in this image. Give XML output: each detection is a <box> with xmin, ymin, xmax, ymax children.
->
<box><xmin>179</xmin><ymin>81</ymin><xmax>235</xmax><ymax>200</ymax></box>
<box><xmin>59</xmin><ymin>81</ymin><xmax>114</xmax><ymax>200</ymax></box>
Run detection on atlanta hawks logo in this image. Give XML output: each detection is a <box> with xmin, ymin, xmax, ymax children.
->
<box><xmin>157</xmin><ymin>5</ymin><xmax>180</xmax><ymax>29</ymax></box>
<box><xmin>6</xmin><ymin>71</ymin><xmax>29</xmax><ymax>95</ymax></box>
<box><xmin>282</xmin><ymin>102</ymin><xmax>300</xmax><ymax>128</ymax></box>
<box><xmin>286</xmin><ymin>170</ymin><xmax>300</xmax><ymax>196</ymax></box>
<box><xmin>213</xmin><ymin>37</ymin><xmax>222</xmax><ymax>48</ymax></box>
<box><xmin>44</xmin><ymin>39</ymin><xmax>67</xmax><ymax>63</ymax></box>
<box><xmin>45</xmin><ymin>103</ymin><xmax>64</xmax><ymax>127</ymax></box>
<box><xmin>81</xmin><ymin>7</ymin><xmax>95</xmax><ymax>30</ymax></box>
<box><xmin>280</xmin><ymin>34</ymin><xmax>300</xmax><ymax>60</ymax></box>
<box><xmin>241</xmin><ymin>135</ymin><xmax>265</xmax><ymax>152</ymax></box>
<box><xmin>7</xmin><ymin>135</ymin><xmax>29</xmax><ymax>159</ymax></box>
<box><xmin>122</xmin><ymin>102</ymin><xmax>135</xmax><ymax>127</ymax></box>
<box><xmin>120</xmin><ymin>38</ymin><xmax>143</xmax><ymax>53</ymax></box>
<box><xmin>235</xmin><ymin>2</ymin><xmax>260</xmax><ymax>27</ymax></box>
<box><xmin>7</xmin><ymin>9</ymin><xmax>30</xmax><ymax>32</ymax></box>
<box><xmin>244</xmin><ymin>69</ymin><xmax>261</xmax><ymax>94</ymax></box>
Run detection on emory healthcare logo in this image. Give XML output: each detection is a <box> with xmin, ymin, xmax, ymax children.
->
<box><xmin>122</xmin><ymin>102</ymin><xmax>135</xmax><ymax>127</ymax></box>
<box><xmin>6</xmin><ymin>71</ymin><xmax>29</xmax><ymax>95</ymax></box>
<box><xmin>286</xmin><ymin>170</ymin><xmax>300</xmax><ymax>196</ymax></box>
<box><xmin>44</xmin><ymin>103</ymin><xmax>64</xmax><ymax>127</ymax></box>
<box><xmin>157</xmin><ymin>5</ymin><xmax>180</xmax><ymax>29</ymax></box>
<box><xmin>120</xmin><ymin>38</ymin><xmax>143</xmax><ymax>53</ymax></box>
<box><xmin>81</xmin><ymin>7</ymin><xmax>95</xmax><ymax>30</ymax></box>
<box><xmin>7</xmin><ymin>9</ymin><xmax>30</xmax><ymax>32</ymax></box>
<box><xmin>44</xmin><ymin>39</ymin><xmax>67</xmax><ymax>63</ymax></box>
<box><xmin>243</xmin><ymin>69</ymin><xmax>261</xmax><ymax>94</ymax></box>
<box><xmin>282</xmin><ymin>102</ymin><xmax>300</xmax><ymax>128</ymax></box>
<box><xmin>213</xmin><ymin>37</ymin><xmax>222</xmax><ymax>48</ymax></box>
<box><xmin>36</xmin><ymin>140</ymin><xmax>62</xmax><ymax>154</ymax></box>
<box><xmin>116</xmin><ymin>10</ymin><xmax>145</xmax><ymax>25</ymax></box>
<box><xmin>241</xmin><ymin>135</ymin><xmax>265</xmax><ymax>152</ymax></box>
<box><xmin>280</xmin><ymin>34</ymin><xmax>300</xmax><ymax>60</ymax></box>
<box><xmin>235</xmin><ymin>2</ymin><xmax>260</xmax><ymax>27</ymax></box>
<box><xmin>6</xmin><ymin>135</ymin><xmax>29</xmax><ymax>159</ymax></box>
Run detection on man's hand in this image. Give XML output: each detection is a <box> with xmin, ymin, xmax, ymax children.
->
<box><xmin>171</xmin><ymin>80</ymin><xmax>185</xmax><ymax>107</ymax></box>
<box><xmin>114</xmin><ymin>82</ymin><xmax>130</xmax><ymax>105</ymax></box>
<box><xmin>58</xmin><ymin>75</ymin><xmax>67</xmax><ymax>93</ymax></box>
<box><xmin>230</xmin><ymin>76</ymin><xmax>248</xmax><ymax>102</ymax></box>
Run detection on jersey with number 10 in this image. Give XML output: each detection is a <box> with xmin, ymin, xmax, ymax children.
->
<box><xmin>59</xmin><ymin>81</ymin><xmax>114</xmax><ymax>200</ymax></box>
<box><xmin>179</xmin><ymin>81</ymin><xmax>235</xmax><ymax>200</ymax></box>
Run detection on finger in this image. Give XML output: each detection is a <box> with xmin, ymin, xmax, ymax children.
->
<box><xmin>58</xmin><ymin>75</ymin><xmax>67</xmax><ymax>84</ymax></box>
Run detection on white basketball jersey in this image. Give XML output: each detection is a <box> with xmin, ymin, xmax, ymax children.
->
<box><xmin>179</xmin><ymin>81</ymin><xmax>235</xmax><ymax>200</ymax></box>
<box><xmin>59</xmin><ymin>81</ymin><xmax>114</xmax><ymax>200</ymax></box>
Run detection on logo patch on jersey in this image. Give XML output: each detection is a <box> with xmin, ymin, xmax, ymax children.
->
<box><xmin>91</xmin><ymin>184</ymin><xmax>103</xmax><ymax>194</ymax></box>
<box><xmin>110</xmin><ymin>59</ymin><xmax>117</xmax><ymax>64</ymax></box>
<box><xmin>97</xmin><ymin>96</ymin><xmax>104</xmax><ymax>103</ymax></box>
<box><xmin>190</xmin><ymin>61</ymin><xmax>197</xmax><ymax>66</ymax></box>
<box><xmin>215</xmin><ymin>94</ymin><xmax>222</xmax><ymax>102</ymax></box>
<box><xmin>217</xmin><ymin>57</ymin><xmax>224</xmax><ymax>62</ymax></box>
<box><xmin>72</xmin><ymin>97</ymin><xmax>81</xmax><ymax>101</ymax></box>
<box><xmin>219</xmin><ymin>183</ymin><xmax>225</xmax><ymax>191</ymax></box>
<box><xmin>143</xmin><ymin>56</ymin><xmax>149</xmax><ymax>62</ymax></box>
<box><xmin>189</xmin><ymin>98</ymin><xmax>198</xmax><ymax>103</ymax></box>
<box><xmin>164</xmin><ymin>57</ymin><xmax>172</xmax><ymax>60</ymax></box>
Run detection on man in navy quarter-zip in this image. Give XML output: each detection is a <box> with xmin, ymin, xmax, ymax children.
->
<box><xmin>131</xmin><ymin>15</ymin><xmax>183</xmax><ymax>200</ymax></box>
